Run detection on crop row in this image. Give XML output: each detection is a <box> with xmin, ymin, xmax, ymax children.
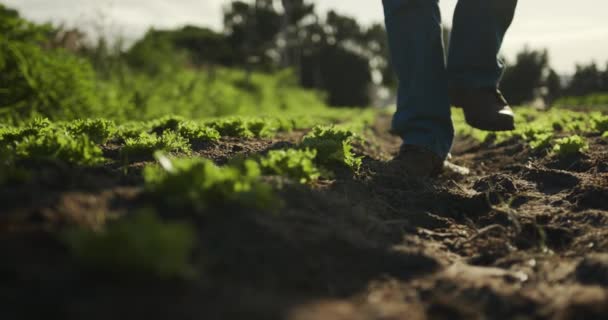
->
<box><xmin>453</xmin><ymin>107</ymin><xmax>608</xmax><ymax>157</ymax></box>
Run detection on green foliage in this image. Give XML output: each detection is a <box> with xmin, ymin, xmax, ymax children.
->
<box><xmin>121</xmin><ymin>131</ymin><xmax>191</xmax><ymax>158</ymax></box>
<box><xmin>301</xmin><ymin>126</ymin><xmax>362</xmax><ymax>171</ymax></box>
<box><xmin>206</xmin><ymin>117</ymin><xmax>278</xmax><ymax>138</ymax></box>
<box><xmin>528</xmin><ymin>132</ymin><xmax>554</xmax><ymax>150</ymax></box>
<box><xmin>124</xmin><ymin>29</ymin><xmax>189</xmax><ymax>75</ymax></box>
<box><xmin>260</xmin><ymin>149</ymin><xmax>320</xmax><ymax>183</ymax></box>
<box><xmin>500</xmin><ymin>48</ymin><xmax>549</xmax><ymax>105</ymax></box>
<box><xmin>0</xmin><ymin>144</ymin><xmax>30</xmax><ymax>185</ymax></box>
<box><xmin>146</xmin><ymin>116</ymin><xmax>221</xmax><ymax>142</ymax></box>
<box><xmin>454</xmin><ymin>107</ymin><xmax>604</xmax><ymax>154</ymax></box>
<box><xmin>64</xmin><ymin>211</ymin><xmax>196</xmax><ymax>279</ymax></box>
<box><xmin>95</xmin><ymin>68</ymin><xmax>329</xmax><ymax>122</ymax></box>
<box><xmin>206</xmin><ymin>117</ymin><xmax>255</xmax><ymax>138</ymax></box>
<box><xmin>0</xmin><ymin>4</ymin><xmax>53</xmax><ymax>42</ymax></box>
<box><xmin>0</xmin><ymin>40</ymin><xmax>100</xmax><ymax>120</ymax></box>
<box><xmin>148</xmin><ymin>115</ymin><xmax>186</xmax><ymax>134</ymax></box>
<box><xmin>552</xmin><ymin>135</ymin><xmax>589</xmax><ymax>157</ymax></box>
<box><xmin>113</xmin><ymin>122</ymin><xmax>146</xmax><ymax>142</ymax></box>
<box><xmin>14</xmin><ymin>130</ymin><xmax>104</xmax><ymax>165</ymax></box>
<box><xmin>65</xmin><ymin>119</ymin><xmax>117</xmax><ymax>144</ymax></box>
<box><xmin>554</xmin><ymin>94</ymin><xmax>608</xmax><ymax>110</ymax></box>
<box><xmin>591</xmin><ymin>114</ymin><xmax>608</xmax><ymax>133</ymax></box>
<box><xmin>0</xmin><ymin>118</ymin><xmax>105</xmax><ymax>165</ymax></box>
<box><xmin>144</xmin><ymin>154</ymin><xmax>276</xmax><ymax>211</ymax></box>
<box><xmin>177</xmin><ymin>121</ymin><xmax>221</xmax><ymax>143</ymax></box>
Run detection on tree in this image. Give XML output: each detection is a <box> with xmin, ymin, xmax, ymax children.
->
<box><xmin>296</xmin><ymin>10</ymin><xmax>375</xmax><ymax>106</ymax></box>
<box><xmin>566</xmin><ymin>62</ymin><xmax>603</xmax><ymax>96</ymax></box>
<box><xmin>279</xmin><ymin>0</ymin><xmax>315</xmax><ymax>68</ymax></box>
<box><xmin>223</xmin><ymin>0</ymin><xmax>282</xmax><ymax>68</ymax></box>
<box><xmin>500</xmin><ymin>47</ymin><xmax>549</xmax><ymax>105</ymax></box>
<box><xmin>545</xmin><ymin>68</ymin><xmax>562</xmax><ymax>104</ymax></box>
<box><xmin>601</xmin><ymin>62</ymin><xmax>608</xmax><ymax>92</ymax></box>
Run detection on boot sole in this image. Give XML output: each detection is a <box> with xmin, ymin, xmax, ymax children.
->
<box><xmin>464</xmin><ymin>112</ymin><xmax>515</xmax><ymax>132</ymax></box>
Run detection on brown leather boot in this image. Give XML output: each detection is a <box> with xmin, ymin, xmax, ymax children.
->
<box><xmin>450</xmin><ymin>88</ymin><xmax>515</xmax><ymax>131</ymax></box>
<box><xmin>387</xmin><ymin>144</ymin><xmax>445</xmax><ymax>178</ymax></box>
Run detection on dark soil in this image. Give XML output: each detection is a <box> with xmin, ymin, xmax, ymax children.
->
<box><xmin>2</xmin><ymin>115</ymin><xmax>608</xmax><ymax>320</ymax></box>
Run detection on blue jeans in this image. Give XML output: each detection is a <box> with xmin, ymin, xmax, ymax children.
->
<box><xmin>383</xmin><ymin>0</ymin><xmax>518</xmax><ymax>159</ymax></box>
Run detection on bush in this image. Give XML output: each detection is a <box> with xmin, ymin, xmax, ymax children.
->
<box><xmin>64</xmin><ymin>211</ymin><xmax>197</xmax><ymax>279</ymax></box>
<box><xmin>0</xmin><ymin>40</ymin><xmax>100</xmax><ymax>120</ymax></box>
<box><xmin>0</xmin><ymin>4</ymin><xmax>53</xmax><ymax>43</ymax></box>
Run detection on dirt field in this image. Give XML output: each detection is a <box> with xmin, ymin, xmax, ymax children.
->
<box><xmin>2</xmin><ymin>115</ymin><xmax>608</xmax><ymax>320</ymax></box>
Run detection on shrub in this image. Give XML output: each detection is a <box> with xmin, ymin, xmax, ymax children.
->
<box><xmin>144</xmin><ymin>154</ymin><xmax>276</xmax><ymax>211</ymax></box>
<box><xmin>64</xmin><ymin>211</ymin><xmax>196</xmax><ymax>279</ymax></box>
<box><xmin>260</xmin><ymin>149</ymin><xmax>320</xmax><ymax>183</ymax></box>
<box><xmin>0</xmin><ymin>40</ymin><xmax>100</xmax><ymax>120</ymax></box>
<box><xmin>301</xmin><ymin>126</ymin><xmax>362</xmax><ymax>171</ymax></box>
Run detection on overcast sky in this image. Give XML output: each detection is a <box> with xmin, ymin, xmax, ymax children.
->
<box><xmin>4</xmin><ymin>0</ymin><xmax>608</xmax><ymax>74</ymax></box>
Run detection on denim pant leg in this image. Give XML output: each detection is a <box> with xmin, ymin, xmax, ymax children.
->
<box><xmin>448</xmin><ymin>0</ymin><xmax>518</xmax><ymax>89</ymax></box>
<box><xmin>382</xmin><ymin>0</ymin><xmax>454</xmax><ymax>159</ymax></box>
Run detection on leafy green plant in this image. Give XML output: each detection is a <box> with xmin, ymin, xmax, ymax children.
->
<box><xmin>143</xmin><ymin>116</ymin><xmax>221</xmax><ymax>143</ymax></box>
<box><xmin>13</xmin><ymin>130</ymin><xmax>104</xmax><ymax>165</ymax></box>
<box><xmin>121</xmin><ymin>131</ymin><xmax>190</xmax><ymax>158</ymax></box>
<box><xmin>206</xmin><ymin>118</ymin><xmax>253</xmax><ymax>138</ymax></box>
<box><xmin>528</xmin><ymin>132</ymin><xmax>553</xmax><ymax>150</ymax></box>
<box><xmin>64</xmin><ymin>211</ymin><xmax>197</xmax><ymax>279</ymax></box>
<box><xmin>65</xmin><ymin>119</ymin><xmax>117</xmax><ymax>144</ymax></box>
<box><xmin>115</xmin><ymin>122</ymin><xmax>149</xmax><ymax>141</ymax></box>
<box><xmin>144</xmin><ymin>154</ymin><xmax>276</xmax><ymax>211</ymax></box>
<box><xmin>177</xmin><ymin>121</ymin><xmax>221</xmax><ymax>143</ymax></box>
<box><xmin>246</xmin><ymin>118</ymin><xmax>277</xmax><ymax>138</ymax></box>
<box><xmin>148</xmin><ymin>115</ymin><xmax>185</xmax><ymax>134</ymax></box>
<box><xmin>592</xmin><ymin>115</ymin><xmax>608</xmax><ymax>133</ymax></box>
<box><xmin>301</xmin><ymin>126</ymin><xmax>362</xmax><ymax>171</ymax></box>
<box><xmin>552</xmin><ymin>135</ymin><xmax>589</xmax><ymax>157</ymax></box>
<box><xmin>260</xmin><ymin>149</ymin><xmax>321</xmax><ymax>183</ymax></box>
